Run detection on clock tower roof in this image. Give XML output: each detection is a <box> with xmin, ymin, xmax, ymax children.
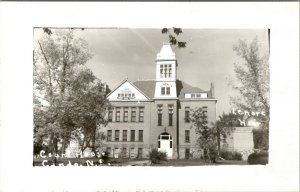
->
<box><xmin>156</xmin><ymin>42</ymin><xmax>176</xmax><ymax>60</ymax></box>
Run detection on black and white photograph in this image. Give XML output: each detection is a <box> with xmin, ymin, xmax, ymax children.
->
<box><xmin>0</xmin><ymin>2</ymin><xmax>299</xmax><ymax>192</ymax></box>
<box><xmin>33</xmin><ymin>28</ymin><xmax>270</xmax><ymax>167</ymax></box>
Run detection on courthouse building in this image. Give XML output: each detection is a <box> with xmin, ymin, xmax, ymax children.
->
<box><xmin>102</xmin><ymin>43</ymin><xmax>217</xmax><ymax>159</ymax></box>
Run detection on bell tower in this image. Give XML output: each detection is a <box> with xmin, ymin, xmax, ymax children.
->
<box><xmin>154</xmin><ymin>43</ymin><xmax>177</xmax><ymax>99</ymax></box>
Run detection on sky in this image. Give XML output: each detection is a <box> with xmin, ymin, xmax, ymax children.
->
<box><xmin>74</xmin><ymin>28</ymin><xmax>269</xmax><ymax>117</ymax></box>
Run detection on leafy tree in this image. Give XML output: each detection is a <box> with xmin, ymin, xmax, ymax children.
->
<box><xmin>190</xmin><ymin>107</ymin><xmax>218</xmax><ymax>163</ymax></box>
<box><xmin>68</xmin><ymin>68</ymin><xmax>110</xmax><ymax>152</ymax></box>
<box><xmin>190</xmin><ymin>109</ymin><xmax>238</xmax><ymax>163</ymax></box>
<box><xmin>161</xmin><ymin>27</ymin><xmax>187</xmax><ymax>48</ymax></box>
<box><xmin>33</xmin><ymin>29</ymin><xmax>110</xmax><ymax>160</ymax></box>
<box><xmin>215</xmin><ymin>113</ymin><xmax>240</xmax><ymax>153</ymax></box>
<box><xmin>230</xmin><ymin>37</ymin><xmax>270</xmax><ymax>150</ymax></box>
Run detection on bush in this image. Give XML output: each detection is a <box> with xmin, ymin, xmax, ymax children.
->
<box><xmin>247</xmin><ymin>151</ymin><xmax>268</xmax><ymax>165</ymax></box>
<box><xmin>219</xmin><ymin>150</ymin><xmax>242</xmax><ymax>160</ymax></box>
<box><xmin>149</xmin><ymin>149</ymin><xmax>167</xmax><ymax>164</ymax></box>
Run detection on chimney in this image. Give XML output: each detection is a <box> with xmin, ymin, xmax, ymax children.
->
<box><xmin>210</xmin><ymin>82</ymin><xmax>215</xmax><ymax>98</ymax></box>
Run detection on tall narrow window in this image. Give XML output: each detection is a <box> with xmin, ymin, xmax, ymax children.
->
<box><xmin>108</xmin><ymin>110</ymin><xmax>113</xmax><ymax>122</ymax></box>
<box><xmin>107</xmin><ymin>147</ymin><xmax>111</xmax><ymax>157</ymax></box>
<box><xmin>138</xmin><ymin>130</ymin><xmax>143</xmax><ymax>142</ymax></box>
<box><xmin>202</xmin><ymin>106</ymin><xmax>208</xmax><ymax>121</ymax></box>
<box><xmin>116</xmin><ymin>107</ymin><xmax>120</xmax><ymax>122</ymax></box>
<box><xmin>123</xmin><ymin>107</ymin><xmax>128</xmax><ymax>122</ymax></box>
<box><xmin>122</xmin><ymin>148</ymin><xmax>127</xmax><ymax>158</ymax></box>
<box><xmin>164</xmin><ymin>64</ymin><xmax>168</xmax><ymax>78</ymax></box>
<box><xmin>130</xmin><ymin>130</ymin><xmax>135</xmax><ymax>141</ymax></box>
<box><xmin>185</xmin><ymin>107</ymin><xmax>190</xmax><ymax>123</ymax></box>
<box><xmin>161</xmin><ymin>87</ymin><xmax>165</xmax><ymax>95</ymax></box>
<box><xmin>185</xmin><ymin>130</ymin><xmax>190</xmax><ymax>143</ymax></box>
<box><xmin>185</xmin><ymin>148</ymin><xmax>190</xmax><ymax>159</ymax></box>
<box><xmin>166</xmin><ymin>87</ymin><xmax>170</xmax><ymax>95</ymax></box>
<box><xmin>203</xmin><ymin>106</ymin><xmax>208</xmax><ymax>114</ymax></box>
<box><xmin>115</xmin><ymin>130</ymin><xmax>119</xmax><ymax>141</ymax></box>
<box><xmin>107</xmin><ymin>130</ymin><xmax>112</xmax><ymax>141</ymax></box>
<box><xmin>138</xmin><ymin>148</ymin><xmax>143</xmax><ymax>158</ymax></box>
<box><xmin>123</xmin><ymin>130</ymin><xmax>127</xmax><ymax>141</ymax></box>
<box><xmin>139</xmin><ymin>107</ymin><xmax>144</xmax><ymax>122</ymax></box>
<box><xmin>131</xmin><ymin>107</ymin><xmax>136</xmax><ymax>122</ymax></box>
<box><xmin>157</xmin><ymin>104</ymin><xmax>163</xmax><ymax>126</ymax></box>
<box><xmin>168</xmin><ymin>64</ymin><xmax>172</xmax><ymax>78</ymax></box>
<box><xmin>168</xmin><ymin>105</ymin><xmax>174</xmax><ymax>126</ymax></box>
<box><xmin>160</xmin><ymin>65</ymin><xmax>164</xmax><ymax>78</ymax></box>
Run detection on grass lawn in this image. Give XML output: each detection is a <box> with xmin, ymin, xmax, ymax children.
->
<box><xmin>33</xmin><ymin>157</ymin><xmax>247</xmax><ymax>166</ymax></box>
<box><xmin>150</xmin><ymin>159</ymin><xmax>248</xmax><ymax>166</ymax></box>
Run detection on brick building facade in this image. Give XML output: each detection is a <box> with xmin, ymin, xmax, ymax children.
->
<box><xmin>101</xmin><ymin>43</ymin><xmax>217</xmax><ymax>159</ymax></box>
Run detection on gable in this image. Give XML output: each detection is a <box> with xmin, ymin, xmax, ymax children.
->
<box><xmin>107</xmin><ymin>80</ymin><xmax>150</xmax><ymax>101</ymax></box>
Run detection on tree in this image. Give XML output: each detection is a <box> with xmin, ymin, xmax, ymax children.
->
<box><xmin>33</xmin><ymin>29</ymin><xmax>110</xmax><ymax>160</ymax></box>
<box><xmin>190</xmin><ymin>109</ymin><xmax>239</xmax><ymax>163</ymax></box>
<box><xmin>215</xmin><ymin>113</ymin><xmax>240</xmax><ymax>153</ymax></box>
<box><xmin>68</xmin><ymin>68</ymin><xmax>110</xmax><ymax>152</ymax></box>
<box><xmin>190</xmin><ymin>107</ymin><xmax>218</xmax><ymax>163</ymax></box>
<box><xmin>230</xmin><ymin>37</ymin><xmax>270</xmax><ymax>150</ymax></box>
<box><xmin>161</xmin><ymin>27</ymin><xmax>187</xmax><ymax>48</ymax></box>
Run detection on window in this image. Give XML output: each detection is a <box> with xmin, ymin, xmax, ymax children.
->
<box><xmin>107</xmin><ymin>147</ymin><xmax>111</xmax><ymax>157</ymax></box>
<box><xmin>160</xmin><ymin>64</ymin><xmax>172</xmax><ymax>78</ymax></box>
<box><xmin>191</xmin><ymin>93</ymin><xmax>195</xmax><ymax>98</ymax></box>
<box><xmin>170</xmin><ymin>140</ymin><xmax>172</xmax><ymax>148</ymax></box>
<box><xmin>168</xmin><ymin>105</ymin><xmax>174</xmax><ymax>126</ymax></box>
<box><xmin>139</xmin><ymin>107</ymin><xmax>144</xmax><ymax>122</ymax></box>
<box><xmin>164</xmin><ymin>64</ymin><xmax>168</xmax><ymax>78</ymax></box>
<box><xmin>130</xmin><ymin>148</ymin><xmax>135</xmax><ymax>158</ymax></box>
<box><xmin>122</xmin><ymin>148</ymin><xmax>127</xmax><ymax>158</ymax></box>
<box><xmin>185</xmin><ymin>130</ymin><xmax>190</xmax><ymax>143</ymax></box>
<box><xmin>138</xmin><ymin>148</ymin><xmax>143</xmax><ymax>159</ymax></box>
<box><xmin>185</xmin><ymin>107</ymin><xmax>190</xmax><ymax>123</ymax></box>
<box><xmin>158</xmin><ymin>114</ymin><xmax>162</xmax><ymax>126</ymax></box>
<box><xmin>202</xmin><ymin>106</ymin><xmax>208</xmax><ymax>120</ymax></box>
<box><xmin>138</xmin><ymin>130</ymin><xmax>143</xmax><ymax>142</ymax></box>
<box><xmin>185</xmin><ymin>148</ymin><xmax>190</xmax><ymax>159</ymax></box>
<box><xmin>131</xmin><ymin>107</ymin><xmax>136</xmax><ymax>122</ymax></box>
<box><xmin>161</xmin><ymin>87</ymin><xmax>165</xmax><ymax>95</ymax></box>
<box><xmin>166</xmin><ymin>87</ymin><xmax>170</xmax><ymax>95</ymax></box>
<box><xmin>169</xmin><ymin>114</ymin><xmax>173</xmax><ymax>126</ymax></box>
<box><xmin>114</xmin><ymin>148</ymin><xmax>119</xmax><ymax>158</ymax></box>
<box><xmin>115</xmin><ymin>130</ymin><xmax>119</xmax><ymax>141</ymax></box>
<box><xmin>108</xmin><ymin>110</ymin><xmax>113</xmax><ymax>122</ymax></box>
<box><xmin>157</xmin><ymin>105</ymin><xmax>163</xmax><ymax>126</ymax></box>
<box><xmin>168</xmin><ymin>64</ymin><xmax>172</xmax><ymax>78</ymax></box>
<box><xmin>122</xmin><ymin>130</ymin><xmax>127</xmax><ymax>141</ymax></box>
<box><xmin>116</xmin><ymin>107</ymin><xmax>120</xmax><ymax>122</ymax></box>
<box><xmin>117</xmin><ymin>90</ymin><xmax>135</xmax><ymax>100</ymax></box>
<box><xmin>161</xmin><ymin>86</ymin><xmax>170</xmax><ymax>95</ymax></box>
<box><xmin>123</xmin><ymin>107</ymin><xmax>128</xmax><ymax>122</ymax></box>
<box><xmin>107</xmin><ymin>130</ymin><xmax>112</xmax><ymax>141</ymax></box>
<box><xmin>130</xmin><ymin>130</ymin><xmax>135</xmax><ymax>141</ymax></box>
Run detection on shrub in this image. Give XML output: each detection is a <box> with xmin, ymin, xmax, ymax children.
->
<box><xmin>247</xmin><ymin>151</ymin><xmax>268</xmax><ymax>165</ymax></box>
<box><xmin>149</xmin><ymin>149</ymin><xmax>167</xmax><ymax>164</ymax></box>
<box><xmin>219</xmin><ymin>150</ymin><xmax>242</xmax><ymax>160</ymax></box>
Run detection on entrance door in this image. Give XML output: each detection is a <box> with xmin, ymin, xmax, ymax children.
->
<box><xmin>158</xmin><ymin>133</ymin><xmax>173</xmax><ymax>158</ymax></box>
